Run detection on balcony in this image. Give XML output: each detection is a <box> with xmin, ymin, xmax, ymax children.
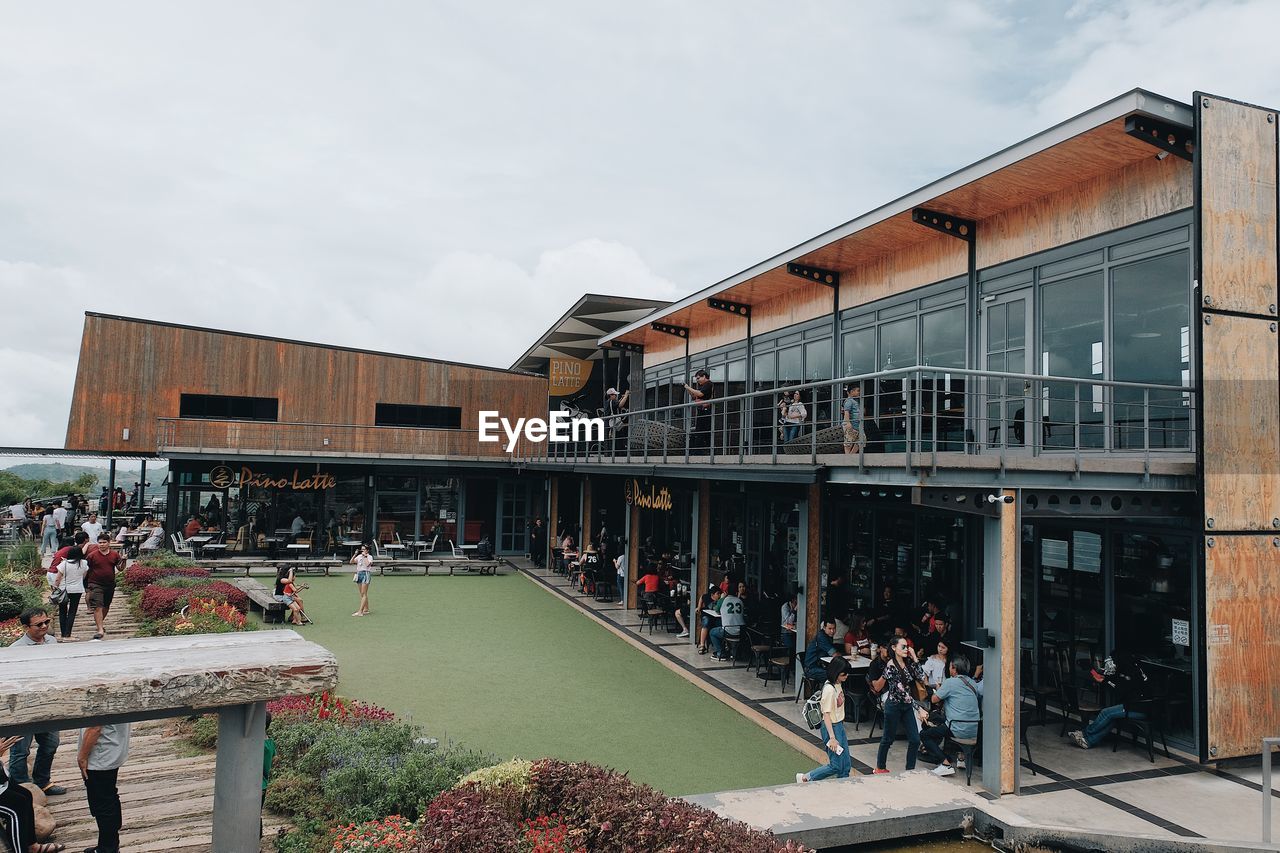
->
<box><xmin>522</xmin><ymin>367</ymin><xmax>1198</xmax><ymax>489</ymax></box>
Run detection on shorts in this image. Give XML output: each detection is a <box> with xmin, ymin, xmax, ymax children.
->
<box><xmin>354</xmin><ymin>570</ymin><xmax>371</xmax><ymax>585</ymax></box>
<box><xmin>276</xmin><ymin>594</ymin><xmax>295</xmax><ymax>605</ymax></box>
<box><xmin>86</xmin><ymin>584</ymin><xmax>115</xmax><ymax>610</ymax></box>
<box><xmin>843</xmin><ymin>423</ymin><xmax>864</xmax><ymax>447</ymax></box>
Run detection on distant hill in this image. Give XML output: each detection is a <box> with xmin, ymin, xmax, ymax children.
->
<box><xmin>3</xmin><ymin>462</ymin><xmax>168</xmax><ymax>493</ymax></box>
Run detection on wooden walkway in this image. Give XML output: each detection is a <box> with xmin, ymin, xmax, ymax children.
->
<box><xmin>34</xmin><ymin>590</ymin><xmax>287</xmax><ymax>851</ymax></box>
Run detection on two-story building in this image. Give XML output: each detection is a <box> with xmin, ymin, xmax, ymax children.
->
<box><xmin>64</xmin><ymin>87</ymin><xmax>1278</xmax><ymax>793</ymax></box>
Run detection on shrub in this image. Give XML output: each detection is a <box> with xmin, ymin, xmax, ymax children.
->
<box><xmin>133</xmin><ymin>550</ymin><xmax>198</xmax><ymax>569</ymax></box>
<box><xmin>265</xmin><ymin>772</ymin><xmax>331</xmax><ymax>822</ymax></box>
<box><xmin>325</xmin><ymin>815</ymin><xmax>420</xmax><ymax>852</ymax></box>
<box><xmin>268</xmin><ymin>692</ymin><xmax>396</xmax><ymax>726</ymax></box>
<box><xmin>189</xmin><ymin>714</ymin><xmax>219</xmax><ymax>749</ymax></box>
<box><xmin>0</xmin><ymin>616</ymin><xmax>25</xmax><ymax>647</ymax></box>
<box><xmin>458</xmin><ymin>758</ymin><xmax>533</xmax><ymax>793</ymax></box>
<box><xmin>521</xmin><ymin>814</ymin><xmax>586</xmax><ymax>853</ymax></box>
<box><xmin>122</xmin><ymin>564</ymin><xmax>208</xmax><ymax>589</ymax></box>
<box><xmin>2</xmin><ymin>542</ymin><xmax>41</xmax><ymax>574</ymax></box>
<box><xmin>0</xmin><ymin>581</ymin><xmax>44</xmax><ymax>621</ymax></box>
<box><xmin>418</xmin><ymin>785</ymin><xmax>523</xmax><ymax>852</ymax></box>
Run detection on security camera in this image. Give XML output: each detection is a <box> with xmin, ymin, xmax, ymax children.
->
<box><xmin>986</xmin><ymin>494</ymin><xmax>1015</xmax><ymax>504</ymax></box>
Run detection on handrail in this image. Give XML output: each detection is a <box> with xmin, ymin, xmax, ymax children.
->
<box><xmin>1264</xmin><ymin>736</ymin><xmax>1279</xmax><ymax>842</ymax></box>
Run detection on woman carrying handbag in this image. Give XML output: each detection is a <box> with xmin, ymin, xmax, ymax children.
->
<box><xmin>874</xmin><ymin>635</ymin><xmax>927</xmax><ymax>773</ymax></box>
<box><xmin>52</xmin><ymin>546</ymin><xmax>88</xmax><ymax>639</ymax></box>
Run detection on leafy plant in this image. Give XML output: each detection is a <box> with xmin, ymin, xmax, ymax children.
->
<box><xmin>0</xmin><ymin>616</ymin><xmax>25</xmax><ymax>647</ymax></box>
<box><xmin>132</xmin><ymin>550</ymin><xmax>199</xmax><ymax>569</ymax></box>
<box><xmin>189</xmin><ymin>714</ymin><xmax>219</xmax><ymax>749</ymax></box>
<box><xmin>137</xmin><ymin>581</ymin><xmax>246</xmax><ymax>619</ymax></box>
<box><xmin>2</xmin><ymin>542</ymin><xmax>41</xmax><ymax>575</ymax></box>
<box><xmin>121</xmin><ymin>564</ymin><xmax>208</xmax><ymax>589</ymax></box>
<box><xmin>325</xmin><ymin>815</ymin><xmax>420</xmax><ymax>852</ymax></box>
<box><xmin>0</xmin><ymin>581</ymin><xmax>43</xmax><ymax>621</ymax></box>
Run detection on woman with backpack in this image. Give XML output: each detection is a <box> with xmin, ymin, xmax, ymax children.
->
<box><xmin>796</xmin><ymin>657</ymin><xmax>851</xmax><ymax>783</ymax></box>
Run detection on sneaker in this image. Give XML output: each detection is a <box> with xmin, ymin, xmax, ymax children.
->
<box><xmin>677</xmin><ymin>631</ymin><xmax>689</xmax><ymax>638</ymax></box>
<box><xmin>1071</xmin><ymin>731</ymin><xmax>1090</xmax><ymax>749</ymax></box>
<box><xmin>873</xmin><ymin>768</ymin><xmax>890</xmax><ymax>775</ymax></box>
<box><xmin>90</xmin><ymin>635</ymin><xmax>103</xmax><ymax>642</ymax></box>
<box><xmin>42</xmin><ymin>783</ymin><xmax>68</xmax><ymax>795</ymax></box>
<box><xmin>955</xmin><ymin>756</ymin><xmax>965</xmax><ymax>769</ymax></box>
<box><xmin>931</xmin><ymin>764</ymin><xmax>956</xmax><ymax>777</ymax></box>
<box><xmin>795</xmin><ymin>772</ymin><xmax>808</xmax><ymax>784</ymax></box>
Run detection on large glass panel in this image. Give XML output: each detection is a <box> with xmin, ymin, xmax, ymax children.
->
<box><xmin>831</xmin><ymin>504</ymin><xmax>874</xmax><ymax>613</ymax></box>
<box><xmin>877</xmin><ymin>318</ymin><xmax>918</xmax><ymax>451</ymax></box>
<box><xmin>1041</xmin><ymin>272</ymin><xmax>1105</xmax><ymax>448</ymax></box>
<box><xmin>777</xmin><ymin>345</ymin><xmax>803</xmax><ymax>386</ymax></box>
<box><xmin>373</xmin><ymin>490</ymin><xmax>416</xmax><ymax>546</ymax></box>
<box><xmin>1038</xmin><ymin>526</ymin><xmax>1105</xmax><ymax>679</ymax></box>
<box><xmin>421</xmin><ymin>477</ymin><xmax>459</xmax><ymax>544</ymax></box>
<box><xmin>922</xmin><ymin>306</ymin><xmax>967</xmax><ymax>450</ymax></box>
<box><xmin>875</xmin><ymin>511</ymin><xmax>915</xmax><ymax>623</ymax></box>
<box><xmin>1113</xmin><ymin>532</ymin><xmax>1194</xmax><ymax>745</ymax></box>
<box><xmin>917</xmin><ymin>512</ymin><xmax>966</xmax><ymax>626</ymax></box>
<box><xmin>751</xmin><ymin>352</ymin><xmax>775</xmax><ymax>451</ymax></box>
<box><xmin>1111</xmin><ymin>251</ymin><xmax>1191</xmax><ymax>449</ymax></box>
<box><xmin>842</xmin><ymin>327</ymin><xmax>874</xmax><ymax>376</ymax></box>
<box><xmin>725</xmin><ymin>358</ymin><xmax>746</xmax><ymax>453</ymax></box>
<box><xmin>984</xmin><ymin>297</ymin><xmax>1031</xmax><ymax>449</ymax></box>
<box><xmin>804</xmin><ymin>337</ymin><xmax>833</xmax><ymax>427</ymax></box>
<box><xmin>498</xmin><ymin>482</ymin><xmax>528</xmax><ymax>553</ymax></box>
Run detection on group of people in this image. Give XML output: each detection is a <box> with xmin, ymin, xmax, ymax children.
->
<box><xmin>1</xmin><ymin>607</ymin><xmax>129</xmax><ymax>853</ymax></box>
<box><xmin>45</xmin><ymin>529</ymin><xmax>125</xmax><ymax>641</ymax></box>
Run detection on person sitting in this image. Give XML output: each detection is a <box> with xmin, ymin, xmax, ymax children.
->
<box><xmin>922</xmin><ymin>638</ymin><xmax>950</xmax><ymax>689</ymax></box>
<box><xmin>696</xmin><ymin>586</ymin><xmax>722</xmax><ymax>655</ymax></box>
<box><xmin>803</xmin><ymin>619</ymin><xmax>840</xmax><ymax>682</ymax></box>
<box><xmin>781</xmin><ymin>593</ymin><xmax>798</xmax><ymax>654</ymax></box>
<box><xmin>709</xmin><ymin>586</ymin><xmax>745</xmax><ymax>662</ymax></box>
<box><xmin>139</xmin><ymin>523</ymin><xmax>164</xmax><ymax>553</ymax></box>
<box><xmin>273</xmin><ymin>567</ymin><xmax>305</xmax><ymax>626</ymax></box>
<box><xmin>1069</xmin><ymin>650</ymin><xmax>1149</xmax><ymax>749</ymax></box>
<box><xmin>923</xmin><ymin>614</ymin><xmax>954</xmax><ymax>658</ymax></box>
<box><xmin>921</xmin><ymin>654</ymin><xmax>983</xmax><ymax>776</ymax></box>
<box><xmin>635</xmin><ymin>564</ymin><xmax>662</xmax><ymax>611</ymax></box>
<box><xmin>844</xmin><ymin>614</ymin><xmax>870</xmax><ymax>656</ymax></box>
<box><xmin>182</xmin><ymin>515</ymin><xmax>202</xmax><ymax>539</ymax></box>
<box><xmin>659</xmin><ymin>567</ymin><xmax>690</xmax><ymax>638</ymax></box>
<box><xmin>0</xmin><ymin>744</ymin><xmax>66</xmax><ymax>853</ymax></box>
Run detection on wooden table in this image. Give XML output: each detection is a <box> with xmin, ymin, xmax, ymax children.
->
<box><xmin>822</xmin><ymin>654</ymin><xmax>872</xmax><ymax>671</ymax></box>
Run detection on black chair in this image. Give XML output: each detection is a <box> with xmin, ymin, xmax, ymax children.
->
<box><xmin>745</xmin><ymin>627</ymin><xmax>773</xmax><ymax>674</ymax></box>
<box><xmin>720</xmin><ymin>626</ymin><xmax>746</xmax><ymax>665</ymax></box>
<box><xmin>1110</xmin><ymin>698</ymin><xmax>1170</xmax><ymax>763</ymax></box>
<box><xmin>843</xmin><ymin>675</ymin><xmax>869</xmax><ymax>731</ymax></box>
<box><xmin>759</xmin><ymin>646</ymin><xmax>792</xmax><ymax>693</ymax></box>
<box><xmin>795</xmin><ymin>653</ymin><xmax>823</xmax><ymax>703</ymax></box>
<box><xmin>644</xmin><ymin>596</ymin><xmax>675</xmax><ymax>635</ymax></box>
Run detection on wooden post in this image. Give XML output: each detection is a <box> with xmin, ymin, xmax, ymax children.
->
<box><xmin>105</xmin><ymin>458</ymin><xmax>117</xmax><ymax>528</ymax></box>
<box><xmin>212</xmin><ymin>701</ymin><xmax>267</xmax><ymax>853</ymax></box>
<box><xmin>981</xmin><ymin>489</ymin><xmax>1019</xmax><ymax>795</ymax></box>
<box><xmin>626</xmin><ymin>498</ymin><xmax>640</xmax><ymax>608</ymax></box>
<box><xmin>695</xmin><ymin>481</ymin><xmax>710</xmax><ymax>598</ymax></box>
<box><xmin>803</xmin><ymin>483</ymin><xmax>821</xmax><ymax>644</ymax></box>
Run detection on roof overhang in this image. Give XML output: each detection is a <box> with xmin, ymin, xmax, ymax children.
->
<box><xmin>600</xmin><ymin>88</ymin><xmax>1194</xmax><ymax>349</ymax></box>
<box><xmin>1</xmin><ymin>446</ymin><xmax>161</xmax><ymax>460</ymax></box>
<box><xmin>510</xmin><ymin>293</ymin><xmax>670</xmax><ymax>373</ymax></box>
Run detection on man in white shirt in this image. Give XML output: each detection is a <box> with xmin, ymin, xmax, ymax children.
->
<box><xmin>710</xmin><ymin>590</ymin><xmax>746</xmax><ymax>661</ymax></box>
<box><xmin>52</xmin><ymin>502</ymin><xmax>68</xmax><ymax>531</ymax></box>
<box><xmin>81</xmin><ymin>512</ymin><xmax>103</xmax><ymax>542</ymax></box>
<box><xmin>290</xmin><ymin>514</ymin><xmax>305</xmax><ymax>538</ymax></box>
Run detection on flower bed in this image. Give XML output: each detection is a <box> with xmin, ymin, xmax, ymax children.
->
<box><xmin>325</xmin><ymin>815</ymin><xmax>419</xmax><ymax>852</ymax></box>
<box><xmin>418</xmin><ymin>759</ymin><xmax>809</xmax><ymax>853</ymax></box>
<box><xmin>269</xmin><ymin>692</ymin><xmax>396</xmax><ymax>725</ymax></box>
<box><xmin>0</xmin><ymin>616</ymin><xmax>24</xmax><ymax>647</ymax></box>
<box><xmin>137</xmin><ymin>581</ymin><xmax>246</xmax><ymax>620</ymax></box>
<box><xmin>137</xmin><ymin>597</ymin><xmax>252</xmax><ymax>636</ymax></box>
<box><xmin>122</xmin><ymin>564</ymin><xmax>209</xmax><ymax>589</ymax></box>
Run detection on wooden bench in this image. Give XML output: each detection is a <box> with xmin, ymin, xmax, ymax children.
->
<box><xmin>444</xmin><ymin>559</ymin><xmax>503</xmax><ymax>576</ymax></box>
<box><xmin>231</xmin><ymin>577</ymin><xmax>286</xmax><ymax>623</ymax></box>
<box><xmin>201</xmin><ymin>559</ymin><xmax>266</xmax><ymax>576</ymax></box>
<box><xmin>379</xmin><ymin>560</ymin><xmax>431</xmax><ymax>576</ymax></box>
<box><xmin>0</xmin><ymin>631</ymin><xmax>337</xmax><ymax>853</ymax></box>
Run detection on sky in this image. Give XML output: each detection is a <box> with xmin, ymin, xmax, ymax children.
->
<box><xmin>3</xmin><ymin>0</ymin><xmax>1280</xmax><ymax>453</ymax></box>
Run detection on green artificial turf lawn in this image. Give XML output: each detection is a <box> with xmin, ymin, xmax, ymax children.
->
<box><xmin>275</xmin><ymin>572</ymin><xmax>812</xmax><ymax>795</ymax></box>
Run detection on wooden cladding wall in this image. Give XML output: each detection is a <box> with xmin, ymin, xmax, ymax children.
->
<box><xmin>1199</xmin><ymin>96</ymin><xmax>1280</xmax><ymax>317</ymax></box>
<box><xmin>642</xmin><ymin>142</ymin><xmax>1191</xmax><ymax>367</ymax></box>
<box><xmin>1204</xmin><ymin>535</ymin><xmax>1280</xmax><ymax>761</ymax></box>
<box><xmin>65</xmin><ymin>315</ymin><xmax>546</xmax><ymax>455</ymax></box>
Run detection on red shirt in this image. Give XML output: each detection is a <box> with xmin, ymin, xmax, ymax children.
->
<box><xmin>49</xmin><ymin>544</ymin><xmax>75</xmax><ymax>571</ymax></box>
<box><xmin>85</xmin><ymin>545</ymin><xmax>123</xmax><ymax>587</ymax></box>
<box><xmin>636</xmin><ymin>573</ymin><xmax>662</xmax><ymax>593</ymax></box>
<box><xmin>184</xmin><ymin>519</ymin><xmax>202</xmax><ymax>538</ymax></box>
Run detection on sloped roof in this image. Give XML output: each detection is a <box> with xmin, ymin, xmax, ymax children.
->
<box><xmin>511</xmin><ymin>293</ymin><xmax>670</xmax><ymax>372</ymax></box>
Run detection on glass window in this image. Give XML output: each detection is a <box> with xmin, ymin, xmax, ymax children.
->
<box><xmin>878</xmin><ymin>317</ymin><xmax>917</xmax><ymax>370</ymax></box>
<box><xmin>777</xmin><ymin>345</ymin><xmax>803</xmax><ymax>385</ymax></box>
<box><xmin>1041</xmin><ymin>272</ymin><xmax>1105</xmax><ymax>448</ymax></box>
<box><xmin>922</xmin><ymin>305</ymin><xmax>967</xmax><ymax>450</ymax></box>
<box><xmin>842</xmin><ymin>327</ymin><xmax>874</xmax><ymax>376</ymax></box>
<box><xmin>805</xmin><ymin>338</ymin><xmax>833</xmax><ymax>426</ymax></box>
<box><xmin>921</xmin><ymin>306</ymin><xmax>966</xmax><ymax>369</ymax></box>
<box><xmin>1111</xmin><ymin>251</ymin><xmax>1191</xmax><ymax>449</ymax></box>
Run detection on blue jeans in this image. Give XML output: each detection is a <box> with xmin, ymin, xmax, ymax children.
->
<box><xmin>41</xmin><ymin>526</ymin><xmax>58</xmax><ymax>554</ymax></box>
<box><xmin>783</xmin><ymin>424</ymin><xmax>802</xmax><ymax>442</ymax></box>
<box><xmin>1083</xmin><ymin>704</ymin><xmax>1144</xmax><ymax>747</ymax></box>
<box><xmin>709</xmin><ymin>626</ymin><xmax>739</xmax><ymax>658</ymax></box>
<box><xmin>8</xmin><ymin>730</ymin><xmax>60</xmax><ymax>787</ymax></box>
<box><xmin>876</xmin><ymin>700</ymin><xmax>921</xmax><ymax>770</ymax></box>
<box><xmin>807</xmin><ymin>720</ymin><xmax>851</xmax><ymax>781</ymax></box>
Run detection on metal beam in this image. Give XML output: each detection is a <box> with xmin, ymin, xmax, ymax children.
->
<box><xmin>650</xmin><ymin>321</ymin><xmax>689</xmax><ymax>339</ymax></box>
<box><xmin>786</xmin><ymin>262</ymin><xmax>839</xmax><ymax>288</ymax></box>
<box><xmin>1124</xmin><ymin>114</ymin><xmax>1194</xmax><ymax>161</ymax></box>
<box><xmin>912</xmin><ymin>208</ymin><xmax>975</xmax><ymax>242</ymax></box>
<box><xmin>607</xmin><ymin>340</ymin><xmax>644</xmax><ymax>354</ymax></box>
<box><xmin>706</xmin><ymin>297</ymin><xmax>751</xmax><ymax>317</ymax></box>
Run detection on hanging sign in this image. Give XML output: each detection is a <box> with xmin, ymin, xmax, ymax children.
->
<box><xmin>625</xmin><ymin>478</ymin><xmax>672</xmax><ymax>512</ymax></box>
<box><xmin>209</xmin><ymin>464</ymin><xmax>336</xmax><ymax>491</ymax></box>
<box><xmin>1171</xmin><ymin>618</ymin><xmax>1190</xmax><ymax>647</ymax></box>
<box><xmin>547</xmin><ymin>356</ymin><xmax>592</xmax><ymax>396</ymax></box>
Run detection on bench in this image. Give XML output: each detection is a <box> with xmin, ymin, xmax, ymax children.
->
<box><xmin>444</xmin><ymin>559</ymin><xmax>503</xmax><ymax>576</ymax></box>
<box><xmin>201</xmin><ymin>559</ymin><xmax>265</xmax><ymax>576</ymax></box>
<box><xmin>379</xmin><ymin>560</ymin><xmax>431</xmax><ymax>576</ymax></box>
<box><xmin>0</xmin><ymin>631</ymin><xmax>336</xmax><ymax>853</ymax></box>
<box><xmin>231</xmin><ymin>577</ymin><xmax>286</xmax><ymax>623</ymax></box>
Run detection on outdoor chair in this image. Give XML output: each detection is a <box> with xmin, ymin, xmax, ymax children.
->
<box><xmin>745</xmin><ymin>627</ymin><xmax>772</xmax><ymax>674</ymax></box>
<box><xmin>842</xmin><ymin>675</ymin><xmax>869</xmax><ymax>731</ymax></box>
<box><xmin>171</xmin><ymin>533</ymin><xmax>194</xmax><ymax>559</ymax></box>
<box><xmin>720</xmin><ymin>627</ymin><xmax>746</xmax><ymax>666</ymax></box>
<box><xmin>592</xmin><ymin>571</ymin><xmax>616</xmax><ymax>603</ymax></box>
<box><xmin>759</xmin><ymin>647</ymin><xmax>792</xmax><ymax>693</ymax></box>
<box><xmin>643</xmin><ymin>596</ymin><xmax>675</xmax><ymax>635</ymax></box>
<box><xmin>1110</xmin><ymin>698</ymin><xmax>1170</xmax><ymax>763</ymax></box>
<box><xmin>794</xmin><ymin>653</ymin><xmax>823</xmax><ymax>703</ymax></box>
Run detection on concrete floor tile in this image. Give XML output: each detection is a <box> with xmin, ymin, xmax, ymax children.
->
<box><xmin>1096</xmin><ymin>773</ymin><xmax>1280</xmax><ymax>841</ymax></box>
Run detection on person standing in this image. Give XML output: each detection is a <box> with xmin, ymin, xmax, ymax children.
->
<box><xmin>874</xmin><ymin>636</ymin><xmax>927</xmax><ymax>773</ymax></box>
<box><xmin>350</xmin><ymin>544</ymin><xmax>373</xmax><ymax>616</ymax></box>
<box><xmin>6</xmin><ymin>609</ymin><xmax>67</xmax><ymax>797</ymax></box>
<box><xmin>613</xmin><ymin>546</ymin><xmax>628</xmax><ymax>608</ymax></box>
<box><xmin>77</xmin><ymin>723</ymin><xmax>130</xmax><ymax>853</ymax></box>
<box><xmin>52</xmin><ymin>501</ymin><xmax>68</xmax><ymax>537</ymax></box>
<box><xmin>796</xmin><ymin>658</ymin><xmax>851</xmax><ymax>783</ymax></box>
<box><xmin>84</xmin><ymin>534</ymin><xmax>124</xmax><ymax>641</ymax></box>
<box><xmin>842</xmin><ymin>384</ymin><xmax>864</xmax><ymax>454</ymax></box>
<box><xmin>528</xmin><ymin>517</ymin><xmax>545</xmax><ymax>568</ymax></box>
<box><xmin>782</xmin><ymin>390</ymin><xmax>808</xmax><ymax>443</ymax></box>
<box><xmin>38</xmin><ymin>511</ymin><xmax>59</xmax><ymax>556</ymax></box>
<box><xmin>682</xmin><ymin>369</ymin><xmax>716</xmax><ymax>454</ymax></box>
<box><xmin>52</xmin><ymin>546</ymin><xmax>88</xmax><ymax>639</ymax></box>
<box><xmin>603</xmin><ymin>387</ymin><xmax>630</xmax><ymax>454</ymax></box>
<box><xmin>80</xmin><ymin>512</ymin><xmax>103</xmax><ymax>543</ymax></box>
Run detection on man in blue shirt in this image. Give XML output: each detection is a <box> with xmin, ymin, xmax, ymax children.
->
<box><xmin>841</xmin><ymin>384</ymin><xmax>864</xmax><ymax>454</ymax></box>
<box><xmin>921</xmin><ymin>655</ymin><xmax>983</xmax><ymax>776</ymax></box>
<box><xmin>803</xmin><ymin>619</ymin><xmax>839</xmax><ymax>681</ymax></box>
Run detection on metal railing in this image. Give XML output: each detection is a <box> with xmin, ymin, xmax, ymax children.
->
<box><xmin>522</xmin><ymin>365</ymin><xmax>1196</xmax><ymax>473</ymax></box>
<box><xmin>156</xmin><ymin>418</ymin><xmax>512</xmax><ymax>459</ymax></box>
<box><xmin>1264</xmin><ymin>736</ymin><xmax>1279</xmax><ymax>842</ymax></box>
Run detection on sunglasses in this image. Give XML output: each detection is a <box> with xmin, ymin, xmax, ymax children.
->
<box><xmin>31</xmin><ymin>620</ymin><xmax>51</xmax><ymax>628</ymax></box>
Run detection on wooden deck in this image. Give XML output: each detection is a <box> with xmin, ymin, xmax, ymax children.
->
<box><xmin>28</xmin><ymin>593</ymin><xmax>288</xmax><ymax>851</ymax></box>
